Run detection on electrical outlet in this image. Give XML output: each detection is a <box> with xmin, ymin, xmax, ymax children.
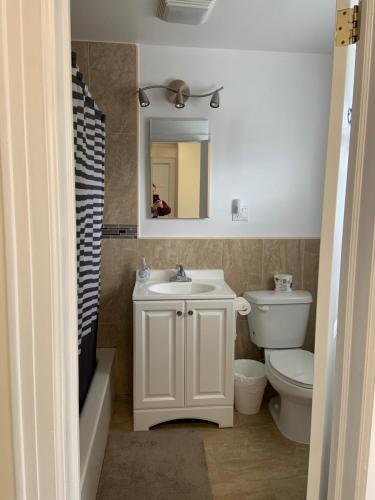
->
<box><xmin>232</xmin><ymin>206</ymin><xmax>248</xmax><ymax>221</ymax></box>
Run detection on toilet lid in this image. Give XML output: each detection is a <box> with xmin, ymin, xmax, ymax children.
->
<box><xmin>269</xmin><ymin>349</ymin><xmax>314</xmax><ymax>388</ymax></box>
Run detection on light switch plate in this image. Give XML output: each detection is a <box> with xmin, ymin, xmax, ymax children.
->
<box><xmin>232</xmin><ymin>206</ymin><xmax>248</xmax><ymax>222</ymax></box>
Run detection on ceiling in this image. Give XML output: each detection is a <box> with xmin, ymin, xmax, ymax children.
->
<box><xmin>71</xmin><ymin>0</ymin><xmax>336</xmax><ymax>54</ymax></box>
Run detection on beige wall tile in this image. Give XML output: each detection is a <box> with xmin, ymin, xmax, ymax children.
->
<box><xmin>74</xmin><ymin>41</ymin><xmax>138</xmax><ymax>225</ymax></box>
<box><xmin>304</xmin><ymin>238</ymin><xmax>321</xmax><ymax>255</ymax></box>
<box><xmin>97</xmin><ymin>321</ymin><xmax>133</xmax><ymax>398</ymax></box>
<box><xmin>137</xmin><ymin>238</ymin><xmax>179</xmax><ymax>269</ymax></box>
<box><xmin>99</xmin><ymin>239</ymin><xmax>137</xmax><ymax>324</ymax></box>
<box><xmin>223</xmin><ymin>239</ymin><xmax>263</xmax><ymax>296</ymax></box>
<box><xmin>302</xmin><ymin>238</ymin><xmax>320</xmax><ymax>352</ymax></box>
<box><xmin>115</xmin><ymin>339</ymin><xmax>133</xmax><ymax>399</ymax></box>
<box><xmin>304</xmin><ymin>303</ymin><xmax>317</xmax><ymax>353</ymax></box>
<box><xmin>88</xmin><ymin>42</ymin><xmax>137</xmax><ymax>134</ymax></box>
<box><xmin>303</xmin><ymin>239</ymin><xmax>320</xmax><ymax>293</ymax></box>
<box><xmin>176</xmin><ymin>239</ymin><xmax>224</xmax><ymax>269</ymax></box>
<box><xmin>97</xmin><ymin>322</ymin><xmax>124</xmax><ymax>352</ymax></box>
<box><xmin>98</xmin><ymin>239</ymin><xmax>137</xmax><ymax>397</ymax></box>
<box><xmin>103</xmin><ymin>133</ymin><xmax>137</xmax><ymax>224</ymax></box>
<box><xmin>262</xmin><ymin>239</ymin><xmax>304</xmax><ymax>289</ymax></box>
<box><xmin>235</xmin><ymin>319</ymin><xmax>261</xmax><ymax>361</ymax></box>
<box><xmin>98</xmin><ymin>237</ymin><xmax>320</xmax><ymax>397</ymax></box>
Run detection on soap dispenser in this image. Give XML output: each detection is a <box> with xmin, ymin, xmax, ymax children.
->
<box><xmin>137</xmin><ymin>257</ymin><xmax>150</xmax><ymax>283</ymax></box>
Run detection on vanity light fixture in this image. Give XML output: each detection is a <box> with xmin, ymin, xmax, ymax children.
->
<box><xmin>138</xmin><ymin>88</ymin><xmax>150</xmax><ymax>108</ymax></box>
<box><xmin>137</xmin><ymin>79</ymin><xmax>223</xmax><ymax>109</ymax></box>
<box><xmin>175</xmin><ymin>88</ymin><xmax>185</xmax><ymax>109</ymax></box>
<box><xmin>210</xmin><ymin>90</ymin><xmax>220</xmax><ymax>109</ymax></box>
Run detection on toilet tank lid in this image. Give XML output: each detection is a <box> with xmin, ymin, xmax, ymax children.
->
<box><xmin>243</xmin><ymin>290</ymin><xmax>312</xmax><ymax>305</ymax></box>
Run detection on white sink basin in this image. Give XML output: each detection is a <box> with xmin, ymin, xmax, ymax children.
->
<box><xmin>133</xmin><ymin>270</ymin><xmax>236</xmax><ymax>301</ymax></box>
<box><xmin>148</xmin><ymin>282</ymin><xmax>216</xmax><ymax>295</ymax></box>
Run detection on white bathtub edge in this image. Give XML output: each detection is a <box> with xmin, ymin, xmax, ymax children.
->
<box><xmin>80</xmin><ymin>347</ymin><xmax>115</xmax><ymax>500</ymax></box>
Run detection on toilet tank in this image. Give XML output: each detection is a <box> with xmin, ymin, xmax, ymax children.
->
<box><xmin>243</xmin><ymin>290</ymin><xmax>312</xmax><ymax>349</ymax></box>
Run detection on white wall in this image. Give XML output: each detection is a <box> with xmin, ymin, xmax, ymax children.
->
<box><xmin>139</xmin><ymin>44</ymin><xmax>332</xmax><ymax>237</ymax></box>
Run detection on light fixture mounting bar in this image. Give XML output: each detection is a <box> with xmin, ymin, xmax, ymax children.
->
<box><xmin>138</xmin><ymin>79</ymin><xmax>223</xmax><ymax>109</ymax></box>
<box><xmin>140</xmin><ymin>84</ymin><xmax>223</xmax><ymax>98</ymax></box>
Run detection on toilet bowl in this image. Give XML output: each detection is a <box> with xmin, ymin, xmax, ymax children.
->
<box><xmin>243</xmin><ymin>290</ymin><xmax>314</xmax><ymax>444</ymax></box>
<box><xmin>265</xmin><ymin>348</ymin><xmax>314</xmax><ymax>444</ymax></box>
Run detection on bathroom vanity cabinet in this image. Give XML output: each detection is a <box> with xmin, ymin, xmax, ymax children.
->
<box><xmin>133</xmin><ymin>299</ymin><xmax>235</xmax><ymax>431</ymax></box>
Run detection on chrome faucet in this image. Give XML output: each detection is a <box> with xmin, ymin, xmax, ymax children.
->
<box><xmin>170</xmin><ymin>264</ymin><xmax>192</xmax><ymax>282</ymax></box>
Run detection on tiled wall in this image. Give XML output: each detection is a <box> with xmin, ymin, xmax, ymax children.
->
<box><xmin>98</xmin><ymin>238</ymin><xmax>319</xmax><ymax>398</ymax></box>
<box><xmin>71</xmin><ymin>41</ymin><xmax>138</xmax><ymax>225</ymax></box>
<box><xmin>72</xmin><ymin>41</ymin><xmax>320</xmax><ymax>399</ymax></box>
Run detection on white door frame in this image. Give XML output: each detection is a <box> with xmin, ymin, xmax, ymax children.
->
<box><xmin>308</xmin><ymin>0</ymin><xmax>375</xmax><ymax>498</ymax></box>
<box><xmin>307</xmin><ymin>0</ymin><xmax>357</xmax><ymax>497</ymax></box>
<box><xmin>0</xmin><ymin>157</ymin><xmax>17</xmax><ymax>500</ymax></box>
<box><xmin>328</xmin><ymin>0</ymin><xmax>375</xmax><ymax>497</ymax></box>
<box><xmin>0</xmin><ymin>0</ymin><xmax>80</xmax><ymax>498</ymax></box>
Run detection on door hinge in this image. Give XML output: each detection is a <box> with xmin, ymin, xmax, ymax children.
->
<box><xmin>336</xmin><ymin>4</ymin><xmax>361</xmax><ymax>46</ymax></box>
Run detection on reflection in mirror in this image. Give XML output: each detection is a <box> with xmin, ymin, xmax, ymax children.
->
<box><xmin>149</xmin><ymin>119</ymin><xmax>210</xmax><ymax>219</ymax></box>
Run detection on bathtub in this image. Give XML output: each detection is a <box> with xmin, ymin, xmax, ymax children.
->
<box><xmin>80</xmin><ymin>348</ymin><xmax>115</xmax><ymax>500</ymax></box>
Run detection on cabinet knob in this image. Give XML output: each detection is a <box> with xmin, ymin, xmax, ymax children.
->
<box><xmin>188</xmin><ymin>310</ymin><xmax>194</xmax><ymax>316</ymax></box>
<box><xmin>177</xmin><ymin>311</ymin><xmax>183</xmax><ymax>316</ymax></box>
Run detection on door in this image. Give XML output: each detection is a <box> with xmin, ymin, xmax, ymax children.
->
<box><xmin>151</xmin><ymin>157</ymin><xmax>177</xmax><ymax>217</ymax></box>
<box><xmin>134</xmin><ymin>301</ymin><xmax>185</xmax><ymax>409</ymax></box>
<box><xmin>327</xmin><ymin>0</ymin><xmax>375</xmax><ymax>497</ymax></box>
<box><xmin>307</xmin><ymin>1</ymin><xmax>357</xmax><ymax>497</ymax></box>
<box><xmin>185</xmin><ymin>300</ymin><xmax>235</xmax><ymax>407</ymax></box>
<box><xmin>0</xmin><ymin>0</ymin><xmax>80</xmax><ymax>497</ymax></box>
<box><xmin>308</xmin><ymin>1</ymin><xmax>375</xmax><ymax>499</ymax></box>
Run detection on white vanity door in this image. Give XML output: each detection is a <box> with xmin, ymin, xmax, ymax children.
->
<box><xmin>185</xmin><ymin>300</ymin><xmax>235</xmax><ymax>407</ymax></box>
<box><xmin>134</xmin><ymin>301</ymin><xmax>185</xmax><ymax>409</ymax></box>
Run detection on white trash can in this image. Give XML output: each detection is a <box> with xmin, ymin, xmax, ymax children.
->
<box><xmin>234</xmin><ymin>359</ymin><xmax>267</xmax><ymax>415</ymax></box>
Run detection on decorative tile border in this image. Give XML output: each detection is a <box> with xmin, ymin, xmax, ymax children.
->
<box><xmin>102</xmin><ymin>224</ymin><xmax>138</xmax><ymax>239</ymax></box>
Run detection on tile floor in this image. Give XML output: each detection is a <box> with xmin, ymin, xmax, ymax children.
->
<box><xmin>109</xmin><ymin>391</ymin><xmax>309</xmax><ymax>500</ymax></box>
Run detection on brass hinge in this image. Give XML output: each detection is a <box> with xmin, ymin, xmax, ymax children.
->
<box><xmin>336</xmin><ymin>4</ymin><xmax>361</xmax><ymax>46</ymax></box>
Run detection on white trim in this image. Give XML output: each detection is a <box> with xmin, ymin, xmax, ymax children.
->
<box><xmin>357</xmin><ymin>227</ymin><xmax>375</xmax><ymax>498</ymax></box>
<box><xmin>331</xmin><ymin>45</ymin><xmax>367</xmax><ymax>497</ymax></box>
<box><xmin>328</xmin><ymin>0</ymin><xmax>375</xmax><ymax>497</ymax></box>
<box><xmin>307</xmin><ymin>1</ymin><xmax>375</xmax><ymax>498</ymax></box>
<box><xmin>44</xmin><ymin>0</ymin><xmax>81</xmax><ymax>497</ymax></box>
<box><xmin>0</xmin><ymin>159</ymin><xmax>17</xmax><ymax>500</ymax></box>
<box><xmin>307</xmin><ymin>1</ymin><xmax>356</xmax><ymax>497</ymax></box>
<box><xmin>134</xmin><ymin>406</ymin><xmax>234</xmax><ymax>431</ymax></box>
<box><xmin>0</xmin><ymin>0</ymin><xmax>79</xmax><ymax>498</ymax></box>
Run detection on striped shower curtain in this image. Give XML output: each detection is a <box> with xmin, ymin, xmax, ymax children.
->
<box><xmin>72</xmin><ymin>53</ymin><xmax>106</xmax><ymax>411</ymax></box>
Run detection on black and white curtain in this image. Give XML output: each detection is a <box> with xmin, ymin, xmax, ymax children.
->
<box><xmin>72</xmin><ymin>53</ymin><xmax>106</xmax><ymax>411</ymax></box>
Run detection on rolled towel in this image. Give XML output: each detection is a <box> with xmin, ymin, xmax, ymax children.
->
<box><xmin>234</xmin><ymin>297</ymin><xmax>251</xmax><ymax>316</ymax></box>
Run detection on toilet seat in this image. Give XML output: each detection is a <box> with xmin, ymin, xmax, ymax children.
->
<box><xmin>269</xmin><ymin>349</ymin><xmax>314</xmax><ymax>389</ymax></box>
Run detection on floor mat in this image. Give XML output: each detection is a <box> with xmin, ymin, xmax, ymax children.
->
<box><xmin>96</xmin><ymin>429</ymin><xmax>213</xmax><ymax>500</ymax></box>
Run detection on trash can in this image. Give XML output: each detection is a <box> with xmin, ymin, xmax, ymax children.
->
<box><xmin>234</xmin><ymin>359</ymin><xmax>267</xmax><ymax>415</ymax></box>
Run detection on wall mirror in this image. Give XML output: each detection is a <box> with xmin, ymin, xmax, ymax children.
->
<box><xmin>149</xmin><ymin>118</ymin><xmax>210</xmax><ymax>219</ymax></box>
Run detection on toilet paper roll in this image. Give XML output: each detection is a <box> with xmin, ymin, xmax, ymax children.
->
<box><xmin>234</xmin><ymin>297</ymin><xmax>251</xmax><ymax>316</ymax></box>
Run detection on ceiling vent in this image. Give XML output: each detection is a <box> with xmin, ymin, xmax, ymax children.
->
<box><xmin>158</xmin><ymin>0</ymin><xmax>216</xmax><ymax>25</ymax></box>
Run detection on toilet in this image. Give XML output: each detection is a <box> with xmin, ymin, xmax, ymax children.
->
<box><xmin>243</xmin><ymin>290</ymin><xmax>314</xmax><ymax>444</ymax></box>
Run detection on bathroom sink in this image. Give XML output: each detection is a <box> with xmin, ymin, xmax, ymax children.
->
<box><xmin>148</xmin><ymin>282</ymin><xmax>216</xmax><ymax>295</ymax></box>
<box><xmin>132</xmin><ymin>270</ymin><xmax>236</xmax><ymax>301</ymax></box>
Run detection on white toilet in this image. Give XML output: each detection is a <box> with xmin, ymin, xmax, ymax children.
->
<box><xmin>243</xmin><ymin>290</ymin><xmax>314</xmax><ymax>444</ymax></box>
